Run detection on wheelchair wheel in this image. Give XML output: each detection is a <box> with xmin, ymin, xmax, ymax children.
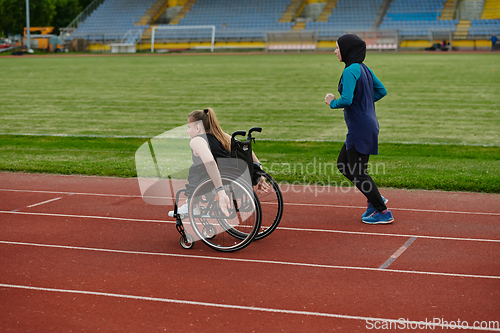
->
<box><xmin>188</xmin><ymin>175</ymin><xmax>261</xmax><ymax>252</ymax></box>
<box><xmin>180</xmin><ymin>234</ymin><xmax>194</xmax><ymax>249</ymax></box>
<box><xmin>202</xmin><ymin>224</ymin><xmax>216</xmax><ymax>239</ymax></box>
<box><xmin>253</xmin><ymin>170</ymin><xmax>283</xmax><ymax>240</ymax></box>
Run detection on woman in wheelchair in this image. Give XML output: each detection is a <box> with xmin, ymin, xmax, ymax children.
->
<box><xmin>168</xmin><ymin>108</ymin><xmax>269</xmax><ymax>218</ymax></box>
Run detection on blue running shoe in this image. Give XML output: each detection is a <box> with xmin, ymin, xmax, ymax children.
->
<box><xmin>362</xmin><ymin>197</ymin><xmax>388</xmax><ymax>219</ymax></box>
<box><xmin>362</xmin><ymin>210</ymin><xmax>394</xmax><ymax>224</ymax></box>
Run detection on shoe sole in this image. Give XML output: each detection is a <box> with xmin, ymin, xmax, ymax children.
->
<box><xmin>362</xmin><ymin>219</ymin><xmax>394</xmax><ymax>225</ymax></box>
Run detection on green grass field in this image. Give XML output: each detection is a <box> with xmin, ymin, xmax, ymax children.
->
<box><xmin>1</xmin><ymin>52</ymin><xmax>499</xmax><ymax>192</ymax></box>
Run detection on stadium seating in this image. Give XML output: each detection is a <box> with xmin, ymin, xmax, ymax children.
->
<box><xmin>72</xmin><ymin>0</ymin><xmax>156</xmax><ymax>41</ymax></box>
<box><xmin>379</xmin><ymin>0</ymin><xmax>456</xmax><ymax>37</ymax></box>
<box><xmin>69</xmin><ymin>0</ymin><xmax>498</xmax><ymax>50</ymax></box>
<box><xmin>469</xmin><ymin>19</ymin><xmax>500</xmax><ymax>36</ymax></box>
<box><xmin>305</xmin><ymin>0</ymin><xmax>384</xmax><ymax>37</ymax></box>
<box><xmin>153</xmin><ymin>0</ymin><xmax>293</xmax><ymax>41</ymax></box>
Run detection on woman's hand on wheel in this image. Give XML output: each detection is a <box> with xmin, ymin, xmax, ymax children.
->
<box><xmin>255</xmin><ymin>176</ymin><xmax>270</xmax><ymax>194</ymax></box>
<box><xmin>218</xmin><ymin>190</ymin><xmax>231</xmax><ymax>216</ymax></box>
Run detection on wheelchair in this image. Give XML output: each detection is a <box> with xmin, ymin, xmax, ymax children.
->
<box><xmin>172</xmin><ymin>127</ymin><xmax>283</xmax><ymax>252</ymax></box>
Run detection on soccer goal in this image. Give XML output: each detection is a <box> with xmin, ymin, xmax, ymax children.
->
<box><xmin>151</xmin><ymin>25</ymin><xmax>216</xmax><ymax>52</ymax></box>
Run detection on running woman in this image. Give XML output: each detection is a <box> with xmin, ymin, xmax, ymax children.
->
<box><xmin>324</xmin><ymin>34</ymin><xmax>394</xmax><ymax>224</ymax></box>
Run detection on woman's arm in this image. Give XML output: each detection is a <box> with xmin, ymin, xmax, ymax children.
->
<box><xmin>368</xmin><ymin>68</ymin><xmax>387</xmax><ymax>102</ymax></box>
<box><xmin>251</xmin><ymin>151</ymin><xmax>261</xmax><ymax>164</ymax></box>
<box><xmin>250</xmin><ymin>145</ymin><xmax>271</xmax><ymax>193</ymax></box>
<box><xmin>190</xmin><ymin>137</ymin><xmax>230</xmax><ymax>215</ymax></box>
<box><xmin>328</xmin><ymin>65</ymin><xmax>360</xmax><ymax>109</ymax></box>
<box><xmin>191</xmin><ymin>137</ymin><xmax>223</xmax><ymax>187</ymax></box>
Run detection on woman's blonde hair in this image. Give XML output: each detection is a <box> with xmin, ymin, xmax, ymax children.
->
<box><xmin>189</xmin><ymin>108</ymin><xmax>231</xmax><ymax>152</ymax></box>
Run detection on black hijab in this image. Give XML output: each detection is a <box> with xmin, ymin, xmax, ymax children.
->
<box><xmin>337</xmin><ymin>34</ymin><xmax>366</xmax><ymax>68</ymax></box>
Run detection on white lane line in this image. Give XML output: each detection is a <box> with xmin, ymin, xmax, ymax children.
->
<box><xmin>0</xmin><ymin>284</ymin><xmax>498</xmax><ymax>331</ymax></box>
<box><xmin>0</xmin><ymin>188</ymin><xmax>157</xmax><ymax>199</ymax></box>
<box><xmin>1</xmin><ymin>210</ymin><xmax>499</xmax><ymax>243</ymax></box>
<box><xmin>0</xmin><ymin>133</ymin><xmax>153</xmax><ymax>138</ymax></box>
<box><xmin>379</xmin><ymin>237</ymin><xmax>418</xmax><ymax>269</ymax></box>
<box><xmin>2</xmin><ymin>131</ymin><xmax>499</xmax><ymax>146</ymax></box>
<box><xmin>1</xmin><ymin>188</ymin><xmax>499</xmax><ymax>216</ymax></box>
<box><xmin>0</xmin><ymin>210</ymin><xmax>171</xmax><ymax>224</ymax></box>
<box><xmin>26</xmin><ymin>197</ymin><xmax>63</xmax><ymax>208</ymax></box>
<box><xmin>278</xmin><ymin>226</ymin><xmax>500</xmax><ymax>243</ymax></box>
<box><xmin>287</xmin><ymin>202</ymin><xmax>500</xmax><ymax>216</ymax></box>
<box><xmin>1</xmin><ymin>241</ymin><xmax>499</xmax><ymax>280</ymax></box>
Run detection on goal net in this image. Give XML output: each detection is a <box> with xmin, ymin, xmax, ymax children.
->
<box><xmin>151</xmin><ymin>25</ymin><xmax>216</xmax><ymax>52</ymax></box>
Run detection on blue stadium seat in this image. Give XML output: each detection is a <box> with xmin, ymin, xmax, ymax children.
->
<box><xmin>72</xmin><ymin>0</ymin><xmax>157</xmax><ymax>41</ymax></box>
<box><xmin>379</xmin><ymin>0</ymin><xmax>455</xmax><ymax>37</ymax></box>
<box><xmin>304</xmin><ymin>0</ymin><xmax>383</xmax><ymax>35</ymax></box>
<box><xmin>469</xmin><ymin>19</ymin><xmax>500</xmax><ymax>36</ymax></box>
<box><xmin>154</xmin><ymin>0</ymin><xmax>292</xmax><ymax>40</ymax></box>
<box><xmin>70</xmin><ymin>0</ymin><xmax>496</xmax><ymax>44</ymax></box>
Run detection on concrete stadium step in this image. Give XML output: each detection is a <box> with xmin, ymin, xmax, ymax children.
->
<box><xmin>280</xmin><ymin>0</ymin><xmax>306</xmax><ymax>23</ymax></box>
<box><xmin>169</xmin><ymin>0</ymin><xmax>197</xmax><ymax>25</ymax></box>
<box><xmin>454</xmin><ymin>19</ymin><xmax>471</xmax><ymax>39</ymax></box>
<box><xmin>440</xmin><ymin>0</ymin><xmax>455</xmax><ymax>20</ymax></box>
<box><xmin>316</xmin><ymin>0</ymin><xmax>339</xmax><ymax>22</ymax></box>
<box><xmin>292</xmin><ymin>22</ymin><xmax>306</xmax><ymax>30</ymax></box>
<box><xmin>481</xmin><ymin>0</ymin><xmax>500</xmax><ymax>19</ymax></box>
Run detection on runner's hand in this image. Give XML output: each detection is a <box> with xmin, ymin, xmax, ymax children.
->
<box><xmin>324</xmin><ymin>93</ymin><xmax>335</xmax><ymax>105</ymax></box>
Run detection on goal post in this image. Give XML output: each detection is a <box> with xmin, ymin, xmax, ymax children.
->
<box><xmin>151</xmin><ymin>25</ymin><xmax>216</xmax><ymax>52</ymax></box>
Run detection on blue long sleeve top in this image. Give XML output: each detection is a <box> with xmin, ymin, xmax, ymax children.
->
<box><xmin>329</xmin><ymin>63</ymin><xmax>387</xmax><ymax>155</ymax></box>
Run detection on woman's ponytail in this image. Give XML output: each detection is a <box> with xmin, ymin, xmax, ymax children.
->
<box><xmin>189</xmin><ymin>108</ymin><xmax>231</xmax><ymax>152</ymax></box>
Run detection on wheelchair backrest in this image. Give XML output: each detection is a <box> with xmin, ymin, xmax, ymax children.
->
<box><xmin>230</xmin><ymin>127</ymin><xmax>262</xmax><ymax>186</ymax></box>
<box><xmin>231</xmin><ymin>137</ymin><xmax>254</xmax><ymax>176</ymax></box>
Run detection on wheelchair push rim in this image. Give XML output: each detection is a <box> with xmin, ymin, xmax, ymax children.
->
<box><xmin>188</xmin><ymin>175</ymin><xmax>261</xmax><ymax>252</ymax></box>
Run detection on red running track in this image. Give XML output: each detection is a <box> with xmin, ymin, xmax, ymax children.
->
<box><xmin>0</xmin><ymin>172</ymin><xmax>499</xmax><ymax>332</ymax></box>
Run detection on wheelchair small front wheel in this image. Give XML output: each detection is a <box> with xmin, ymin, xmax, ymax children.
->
<box><xmin>180</xmin><ymin>234</ymin><xmax>194</xmax><ymax>249</ymax></box>
<box><xmin>202</xmin><ymin>224</ymin><xmax>216</xmax><ymax>239</ymax></box>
